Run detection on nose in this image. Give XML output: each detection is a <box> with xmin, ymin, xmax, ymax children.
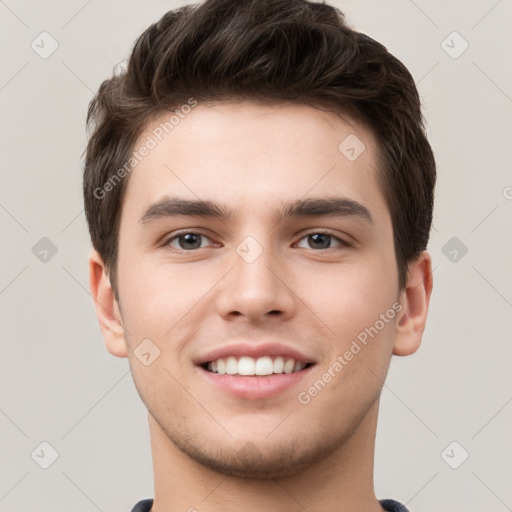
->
<box><xmin>215</xmin><ymin>239</ymin><xmax>297</xmax><ymax>324</ymax></box>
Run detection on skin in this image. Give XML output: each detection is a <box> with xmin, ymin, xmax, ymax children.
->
<box><xmin>89</xmin><ymin>101</ymin><xmax>433</xmax><ymax>512</ymax></box>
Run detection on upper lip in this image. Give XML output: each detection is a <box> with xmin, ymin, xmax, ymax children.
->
<box><xmin>195</xmin><ymin>342</ymin><xmax>316</xmax><ymax>366</ymax></box>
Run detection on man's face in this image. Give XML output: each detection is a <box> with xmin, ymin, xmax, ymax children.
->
<box><xmin>114</xmin><ymin>101</ymin><xmax>402</xmax><ymax>477</ymax></box>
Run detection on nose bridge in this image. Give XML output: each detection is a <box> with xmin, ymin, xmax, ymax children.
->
<box><xmin>216</xmin><ymin>230</ymin><xmax>295</xmax><ymax>320</ymax></box>
<box><xmin>233</xmin><ymin>231</ymin><xmax>280</xmax><ymax>294</ymax></box>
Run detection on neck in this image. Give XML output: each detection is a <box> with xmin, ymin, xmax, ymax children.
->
<box><xmin>149</xmin><ymin>400</ymin><xmax>384</xmax><ymax>512</ymax></box>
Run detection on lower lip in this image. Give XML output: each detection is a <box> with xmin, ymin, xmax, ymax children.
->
<box><xmin>198</xmin><ymin>365</ymin><xmax>315</xmax><ymax>400</ymax></box>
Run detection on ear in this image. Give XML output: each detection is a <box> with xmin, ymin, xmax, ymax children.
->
<box><xmin>88</xmin><ymin>250</ymin><xmax>128</xmax><ymax>358</ymax></box>
<box><xmin>393</xmin><ymin>251</ymin><xmax>433</xmax><ymax>356</ymax></box>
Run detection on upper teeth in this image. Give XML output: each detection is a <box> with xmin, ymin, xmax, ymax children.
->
<box><xmin>206</xmin><ymin>356</ymin><xmax>307</xmax><ymax>376</ymax></box>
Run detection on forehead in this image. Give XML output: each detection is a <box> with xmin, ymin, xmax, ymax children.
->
<box><xmin>122</xmin><ymin>101</ymin><xmax>389</xmax><ymax>225</ymax></box>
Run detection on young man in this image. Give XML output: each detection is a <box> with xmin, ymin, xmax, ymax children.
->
<box><xmin>83</xmin><ymin>0</ymin><xmax>435</xmax><ymax>510</ymax></box>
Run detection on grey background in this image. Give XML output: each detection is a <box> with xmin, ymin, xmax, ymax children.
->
<box><xmin>1</xmin><ymin>0</ymin><xmax>511</xmax><ymax>511</ymax></box>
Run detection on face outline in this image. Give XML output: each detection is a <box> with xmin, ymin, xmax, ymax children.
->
<box><xmin>89</xmin><ymin>100</ymin><xmax>433</xmax><ymax>479</ymax></box>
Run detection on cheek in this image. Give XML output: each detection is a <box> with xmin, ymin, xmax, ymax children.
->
<box><xmin>118</xmin><ymin>253</ymin><xmax>210</xmax><ymax>336</ymax></box>
<box><xmin>310</xmin><ymin>258</ymin><xmax>398</xmax><ymax>341</ymax></box>
<box><xmin>127</xmin><ymin>354</ymin><xmax>189</xmax><ymax>424</ymax></box>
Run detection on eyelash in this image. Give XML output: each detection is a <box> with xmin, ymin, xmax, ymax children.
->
<box><xmin>162</xmin><ymin>229</ymin><xmax>352</xmax><ymax>252</ymax></box>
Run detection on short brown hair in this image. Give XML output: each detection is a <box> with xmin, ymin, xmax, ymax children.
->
<box><xmin>83</xmin><ymin>0</ymin><xmax>436</xmax><ymax>298</ymax></box>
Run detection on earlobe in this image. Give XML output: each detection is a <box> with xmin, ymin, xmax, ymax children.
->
<box><xmin>88</xmin><ymin>250</ymin><xmax>128</xmax><ymax>358</ymax></box>
<box><xmin>392</xmin><ymin>251</ymin><xmax>434</xmax><ymax>356</ymax></box>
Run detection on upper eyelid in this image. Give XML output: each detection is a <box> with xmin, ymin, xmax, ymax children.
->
<box><xmin>163</xmin><ymin>229</ymin><xmax>215</xmax><ymax>244</ymax></box>
<box><xmin>294</xmin><ymin>230</ymin><xmax>352</xmax><ymax>247</ymax></box>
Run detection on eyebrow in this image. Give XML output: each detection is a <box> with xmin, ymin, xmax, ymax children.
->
<box><xmin>139</xmin><ymin>196</ymin><xmax>374</xmax><ymax>225</ymax></box>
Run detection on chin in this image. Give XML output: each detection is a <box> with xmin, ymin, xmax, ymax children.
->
<box><xmin>173</xmin><ymin>433</ymin><xmax>337</xmax><ymax>479</ymax></box>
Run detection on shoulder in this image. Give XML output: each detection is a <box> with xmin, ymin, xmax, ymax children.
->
<box><xmin>129</xmin><ymin>499</ymin><xmax>154</xmax><ymax>512</ymax></box>
<box><xmin>380</xmin><ymin>499</ymin><xmax>411</xmax><ymax>512</ymax></box>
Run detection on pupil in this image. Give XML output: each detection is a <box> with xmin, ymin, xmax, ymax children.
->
<box><xmin>180</xmin><ymin>233</ymin><xmax>201</xmax><ymax>249</ymax></box>
<box><xmin>310</xmin><ymin>233</ymin><xmax>330</xmax><ymax>249</ymax></box>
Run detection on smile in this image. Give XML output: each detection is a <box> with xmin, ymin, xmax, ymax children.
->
<box><xmin>203</xmin><ymin>355</ymin><xmax>314</xmax><ymax>376</ymax></box>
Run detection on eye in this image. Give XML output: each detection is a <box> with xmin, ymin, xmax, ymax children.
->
<box><xmin>162</xmin><ymin>230</ymin><xmax>352</xmax><ymax>252</ymax></box>
<box><xmin>164</xmin><ymin>231</ymin><xmax>215</xmax><ymax>251</ymax></box>
<box><xmin>295</xmin><ymin>231</ymin><xmax>351</xmax><ymax>250</ymax></box>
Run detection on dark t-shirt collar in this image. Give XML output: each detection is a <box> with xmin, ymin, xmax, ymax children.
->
<box><xmin>130</xmin><ymin>498</ymin><xmax>411</xmax><ymax>511</ymax></box>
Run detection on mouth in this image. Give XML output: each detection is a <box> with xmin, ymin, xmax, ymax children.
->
<box><xmin>195</xmin><ymin>342</ymin><xmax>317</xmax><ymax>399</ymax></box>
<box><xmin>200</xmin><ymin>356</ymin><xmax>315</xmax><ymax>376</ymax></box>
<box><xmin>198</xmin><ymin>357</ymin><xmax>316</xmax><ymax>400</ymax></box>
